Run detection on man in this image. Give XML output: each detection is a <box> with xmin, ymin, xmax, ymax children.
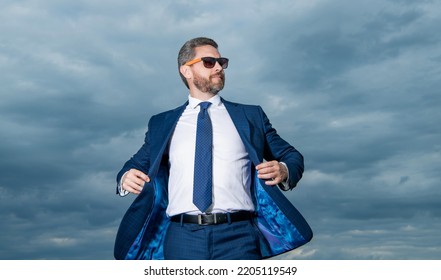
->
<box><xmin>114</xmin><ymin>37</ymin><xmax>312</xmax><ymax>260</ymax></box>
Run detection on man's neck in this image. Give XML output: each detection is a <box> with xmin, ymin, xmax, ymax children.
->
<box><xmin>190</xmin><ymin>91</ymin><xmax>215</xmax><ymax>101</ymax></box>
<box><xmin>189</xmin><ymin>89</ymin><xmax>217</xmax><ymax>101</ymax></box>
<box><xmin>188</xmin><ymin>94</ymin><xmax>221</xmax><ymax>108</ymax></box>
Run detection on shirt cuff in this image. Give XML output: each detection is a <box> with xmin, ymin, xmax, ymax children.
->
<box><xmin>118</xmin><ymin>172</ymin><xmax>130</xmax><ymax>197</ymax></box>
<box><xmin>279</xmin><ymin>162</ymin><xmax>290</xmax><ymax>191</ymax></box>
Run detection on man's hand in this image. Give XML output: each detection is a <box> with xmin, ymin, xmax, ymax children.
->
<box><xmin>121</xmin><ymin>169</ymin><xmax>150</xmax><ymax>195</ymax></box>
<box><xmin>256</xmin><ymin>161</ymin><xmax>288</xmax><ymax>186</ymax></box>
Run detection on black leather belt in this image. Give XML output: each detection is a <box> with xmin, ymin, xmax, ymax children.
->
<box><xmin>170</xmin><ymin>211</ymin><xmax>254</xmax><ymax>225</ymax></box>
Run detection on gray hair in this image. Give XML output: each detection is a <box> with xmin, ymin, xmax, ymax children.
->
<box><xmin>177</xmin><ymin>37</ymin><xmax>219</xmax><ymax>88</ymax></box>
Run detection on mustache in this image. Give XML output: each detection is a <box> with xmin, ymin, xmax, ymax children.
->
<box><xmin>210</xmin><ymin>72</ymin><xmax>224</xmax><ymax>79</ymax></box>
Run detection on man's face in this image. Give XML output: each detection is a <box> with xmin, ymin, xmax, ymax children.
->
<box><xmin>190</xmin><ymin>45</ymin><xmax>225</xmax><ymax>95</ymax></box>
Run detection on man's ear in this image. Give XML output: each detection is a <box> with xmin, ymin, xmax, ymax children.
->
<box><xmin>180</xmin><ymin>65</ymin><xmax>192</xmax><ymax>79</ymax></box>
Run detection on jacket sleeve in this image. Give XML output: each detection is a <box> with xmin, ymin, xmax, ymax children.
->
<box><xmin>259</xmin><ymin>106</ymin><xmax>304</xmax><ymax>190</ymax></box>
<box><xmin>115</xmin><ymin>118</ymin><xmax>153</xmax><ymax>194</ymax></box>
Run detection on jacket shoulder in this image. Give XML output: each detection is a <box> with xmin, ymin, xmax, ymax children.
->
<box><xmin>150</xmin><ymin>102</ymin><xmax>188</xmax><ymax>122</ymax></box>
<box><xmin>222</xmin><ymin>98</ymin><xmax>263</xmax><ymax>112</ymax></box>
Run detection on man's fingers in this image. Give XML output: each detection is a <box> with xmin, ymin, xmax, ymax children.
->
<box><xmin>257</xmin><ymin>170</ymin><xmax>276</xmax><ymax>179</ymax></box>
<box><xmin>256</xmin><ymin>161</ymin><xmax>273</xmax><ymax>170</ymax></box>
<box><xmin>123</xmin><ymin>179</ymin><xmax>143</xmax><ymax>192</ymax></box>
<box><xmin>256</xmin><ymin>161</ymin><xmax>279</xmax><ymax>171</ymax></box>
<box><xmin>256</xmin><ymin>161</ymin><xmax>279</xmax><ymax>176</ymax></box>
<box><xmin>122</xmin><ymin>169</ymin><xmax>150</xmax><ymax>194</ymax></box>
<box><xmin>131</xmin><ymin>169</ymin><xmax>150</xmax><ymax>182</ymax></box>
<box><xmin>123</xmin><ymin>184</ymin><xmax>141</xmax><ymax>195</ymax></box>
<box><xmin>265</xmin><ymin>177</ymin><xmax>281</xmax><ymax>186</ymax></box>
<box><xmin>256</xmin><ymin>161</ymin><xmax>285</xmax><ymax>185</ymax></box>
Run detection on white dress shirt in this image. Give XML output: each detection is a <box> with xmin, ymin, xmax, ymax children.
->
<box><xmin>118</xmin><ymin>95</ymin><xmax>290</xmax><ymax>214</ymax></box>
<box><xmin>166</xmin><ymin>95</ymin><xmax>254</xmax><ymax>216</ymax></box>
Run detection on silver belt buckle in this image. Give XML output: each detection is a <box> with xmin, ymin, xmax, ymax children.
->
<box><xmin>197</xmin><ymin>213</ymin><xmax>216</xmax><ymax>225</ymax></box>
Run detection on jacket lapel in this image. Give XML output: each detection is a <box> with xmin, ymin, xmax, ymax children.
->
<box><xmin>223</xmin><ymin>99</ymin><xmax>261</xmax><ymax>166</ymax></box>
<box><xmin>148</xmin><ymin>102</ymin><xmax>187</xmax><ymax>178</ymax></box>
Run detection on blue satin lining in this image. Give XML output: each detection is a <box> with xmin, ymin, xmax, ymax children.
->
<box><xmin>124</xmin><ymin>173</ymin><xmax>306</xmax><ymax>259</ymax></box>
<box><xmin>125</xmin><ymin>169</ymin><xmax>169</xmax><ymax>260</ymax></box>
<box><xmin>253</xmin><ymin>175</ymin><xmax>306</xmax><ymax>257</ymax></box>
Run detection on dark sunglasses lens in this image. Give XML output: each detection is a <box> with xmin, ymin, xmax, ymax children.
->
<box><xmin>202</xmin><ymin>57</ymin><xmax>216</xmax><ymax>68</ymax></box>
<box><xmin>201</xmin><ymin>57</ymin><xmax>229</xmax><ymax>69</ymax></box>
<box><xmin>218</xmin><ymin>58</ymin><xmax>228</xmax><ymax>69</ymax></box>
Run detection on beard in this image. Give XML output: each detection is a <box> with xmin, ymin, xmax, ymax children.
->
<box><xmin>192</xmin><ymin>71</ymin><xmax>225</xmax><ymax>95</ymax></box>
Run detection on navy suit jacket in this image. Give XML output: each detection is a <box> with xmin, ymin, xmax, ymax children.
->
<box><xmin>114</xmin><ymin>98</ymin><xmax>312</xmax><ymax>259</ymax></box>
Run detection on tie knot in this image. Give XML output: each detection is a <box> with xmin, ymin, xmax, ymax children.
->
<box><xmin>199</xmin><ymin>102</ymin><xmax>211</xmax><ymax>110</ymax></box>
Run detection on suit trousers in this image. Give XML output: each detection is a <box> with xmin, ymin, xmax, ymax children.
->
<box><xmin>163</xmin><ymin>219</ymin><xmax>262</xmax><ymax>260</ymax></box>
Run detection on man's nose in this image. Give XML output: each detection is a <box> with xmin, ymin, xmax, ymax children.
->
<box><xmin>213</xmin><ymin>61</ymin><xmax>223</xmax><ymax>72</ymax></box>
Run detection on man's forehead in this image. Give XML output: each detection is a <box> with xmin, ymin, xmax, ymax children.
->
<box><xmin>194</xmin><ymin>45</ymin><xmax>220</xmax><ymax>57</ymax></box>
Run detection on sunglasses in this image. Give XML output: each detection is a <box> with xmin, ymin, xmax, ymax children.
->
<box><xmin>184</xmin><ymin>57</ymin><xmax>229</xmax><ymax>69</ymax></box>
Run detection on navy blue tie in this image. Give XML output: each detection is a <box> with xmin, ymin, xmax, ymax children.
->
<box><xmin>193</xmin><ymin>102</ymin><xmax>213</xmax><ymax>213</ymax></box>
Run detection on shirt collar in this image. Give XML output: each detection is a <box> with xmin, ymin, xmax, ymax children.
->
<box><xmin>188</xmin><ymin>94</ymin><xmax>222</xmax><ymax>109</ymax></box>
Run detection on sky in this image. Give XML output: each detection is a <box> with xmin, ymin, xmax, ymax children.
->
<box><xmin>1</xmin><ymin>0</ymin><xmax>440</xmax><ymax>260</ymax></box>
